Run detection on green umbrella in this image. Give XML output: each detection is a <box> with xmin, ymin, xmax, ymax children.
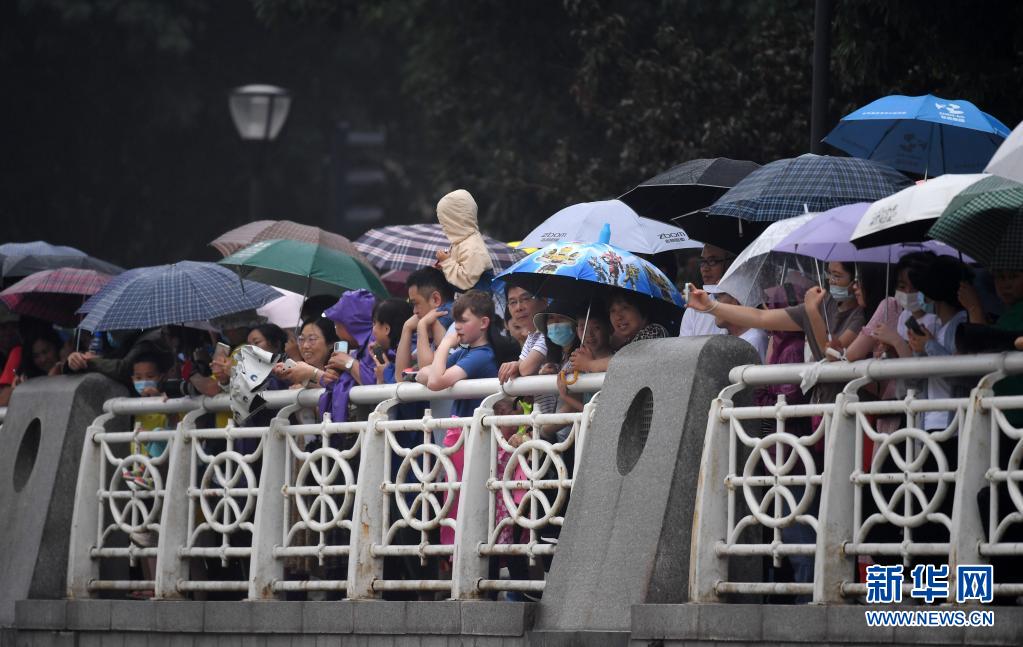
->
<box><xmin>219</xmin><ymin>238</ymin><xmax>388</xmax><ymax>299</ymax></box>
<box><xmin>929</xmin><ymin>175</ymin><xmax>1023</xmax><ymax>270</ymax></box>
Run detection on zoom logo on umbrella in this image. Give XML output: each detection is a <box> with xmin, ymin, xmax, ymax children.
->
<box><xmin>657</xmin><ymin>231</ymin><xmax>691</xmax><ymax>241</ymax></box>
<box><xmin>540</xmin><ymin>232</ymin><xmax>567</xmax><ymax>241</ymax></box>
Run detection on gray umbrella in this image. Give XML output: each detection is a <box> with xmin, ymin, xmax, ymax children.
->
<box><xmin>0</xmin><ymin>241</ymin><xmax>123</xmax><ymax>278</ymax></box>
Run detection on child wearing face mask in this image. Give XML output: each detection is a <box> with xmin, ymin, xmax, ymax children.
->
<box><xmin>124</xmin><ymin>353</ymin><xmax>176</xmax><ymax>489</ymax></box>
<box><xmin>534</xmin><ymin>301</ymin><xmax>579</xmax><ymax>420</ymax></box>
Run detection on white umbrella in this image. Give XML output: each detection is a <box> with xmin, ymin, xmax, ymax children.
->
<box><xmin>850</xmin><ymin>173</ymin><xmax>988</xmax><ymax>248</ymax></box>
<box><xmin>985</xmin><ymin>119</ymin><xmax>1023</xmax><ymax>182</ymax></box>
<box><xmin>519</xmin><ymin>199</ymin><xmax>703</xmax><ymax>254</ymax></box>
<box><xmin>717</xmin><ymin>214</ymin><xmax>818</xmax><ymax>306</ymax></box>
<box><xmin>256</xmin><ymin>288</ymin><xmax>304</xmax><ymax>329</ymax></box>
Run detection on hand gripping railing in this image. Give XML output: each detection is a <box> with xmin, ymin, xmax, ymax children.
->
<box><xmin>67</xmin><ymin>373</ymin><xmax>603</xmax><ymax>599</ymax></box>
<box><xmin>690</xmin><ymin>351</ymin><xmax>1023</xmax><ymax>604</ymax></box>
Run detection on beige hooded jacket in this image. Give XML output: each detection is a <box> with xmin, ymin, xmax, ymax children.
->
<box><xmin>436</xmin><ymin>189</ymin><xmax>493</xmax><ymax>290</ymax></box>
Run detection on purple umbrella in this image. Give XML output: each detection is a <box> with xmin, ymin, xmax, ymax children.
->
<box><xmin>772</xmin><ymin>203</ymin><xmax>969</xmax><ymax>262</ymax></box>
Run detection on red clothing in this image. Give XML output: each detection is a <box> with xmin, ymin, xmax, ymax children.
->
<box><xmin>0</xmin><ymin>346</ymin><xmax>21</xmax><ymax>386</ymax></box>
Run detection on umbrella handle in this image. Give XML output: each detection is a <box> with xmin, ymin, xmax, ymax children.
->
<box><xmin>561</xmin><ymin>368</ymin><xmax>580</xmax><ymax>386</ymax></box>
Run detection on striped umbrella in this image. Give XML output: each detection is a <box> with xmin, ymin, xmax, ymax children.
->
<box><xmin>79</xmin><ymin>261</ymin><xmax>281</xmax><ymax>332</ymax></box>
<box><xmin>674</xmin><ymin>154</ymin><xmax>911</xmax><ymax>252</ymax></box>
<box><xmin>210</xmin><ymin>219</ymin><xmax>379</xmax><ymax>277</ymax></box>
<box><xmin>929</xmin><ymin>175</ymin><xmax>1023</xmax><ymax>270</ymax></box>
<box><xmin>0</xmin><ymin>268</ymin><xmax>114</xmax><ymax>326</ymax></box>
<box><xmin>354</xmin><ymin>223</ymin><xmax>524</xmax><ymax>273</ymax></box>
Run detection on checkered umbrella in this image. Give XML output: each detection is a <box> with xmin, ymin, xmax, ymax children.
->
<box><xmin>674</xmin><ymin>154</ymin><xmax>912</xmax><ymax>253</ymax></box>
<box><xmin>354</xmin><ymin>223</ymin><xmax>524</xmax><ymax>273</ymax></box>
<box><xmin>928</xmin><ymin>175</ymin><xmax>1023</xmax><ymax>270</ymax></box>
<box><xmin>210</xmin><ymin>219</ymin><xmax>379</xmax><ymax>277</ymax></box>
<box><xmin>0</xmin><ymin>241</ymin><xmax>123</xmax><ymax>278</ymax></box>
<box><xmin>78</xmin><ymin>261</ymin><xmax>281</xmax><ymax>332</ymax></box>
<box><xmin>0</xmin><ymin>268</ymin><xmax>114</xmax><ymax>326</ymax></box>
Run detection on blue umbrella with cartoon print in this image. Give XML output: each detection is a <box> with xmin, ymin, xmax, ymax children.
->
<box><xmin>496</xmin><ymin>224</ymin><xmax>685</xmax><ymax>330</ymax></box>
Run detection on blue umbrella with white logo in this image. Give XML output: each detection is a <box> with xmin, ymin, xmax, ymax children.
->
<box><xmin>823</xmin><ymin>94</ymin><xmax>1010</xmax><ymax>176</ymax></box>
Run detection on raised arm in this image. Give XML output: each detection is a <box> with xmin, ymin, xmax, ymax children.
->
<box><xmin>686</xmin><ymin>286</ymin><xmax>801</xmax><ymax>332</ymax></box>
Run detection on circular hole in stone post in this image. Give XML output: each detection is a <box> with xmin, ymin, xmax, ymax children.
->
<box><xmin>616</xmin><ymin>387</ymin><xmax>653</xmax><ymax>475</ymax></box>
<box><xmin>14</xmin><ymin>418</ymin><xmax>42</xmax><ymax>492</ymax></box>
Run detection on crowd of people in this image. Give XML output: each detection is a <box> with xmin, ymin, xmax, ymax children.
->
<box><xmin>1</xmin><ymin>182</ymin><xmax>1022</xmax><ymax>602</ymax></box>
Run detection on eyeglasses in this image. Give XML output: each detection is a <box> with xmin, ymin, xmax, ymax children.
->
<box><xmin>699</xmin><ymin>258</ymin><xmax>727</xmax><ymax>268</ymax></box>
<box><xmin>297</xmin><ymin>335</ymin><xmax>322</xmax><ymax>346</ymax></box>
<box><xmin>507</xmin><ymin>295</ymin><xmax>536</xmax><ymax>308</ymax></box>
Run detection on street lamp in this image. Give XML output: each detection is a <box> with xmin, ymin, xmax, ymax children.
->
<box><xmin>229</xmin><ymin>84</ymin><xmax>291</xmax><ymax>221</ymax></box>
<box><xmin>229</xmin><ymin>84</ymin><xmax>291</xmax><ymax>141</ymax></box>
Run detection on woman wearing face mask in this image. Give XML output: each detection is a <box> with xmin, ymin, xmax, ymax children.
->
<box><xmin>867</xmin><ymin>252</ymin><xmax>940</xmax><ymax>359</ymax></box>
<box><xmin>819</xmin><ymin>263</ymin><xmax>895</xmax><ymax>362</ymax></box>
<box><xmin>687</xmin><ymin>260</ymin><xmax>866</xmax><ymax>362</ymax></box>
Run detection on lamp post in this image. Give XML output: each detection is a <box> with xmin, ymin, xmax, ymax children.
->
<box><xmin>229</xmin><ymin>84</ymin><xmax>291</xmax><ymax>222</ymax></box>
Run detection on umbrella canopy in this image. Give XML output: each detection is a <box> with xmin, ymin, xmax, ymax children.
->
<box><xmin>210</xmin><ymin>219</ymin><xmax>373</xmax><ymax>268</ymax></box>
<box><xmin>257</xmin><ymin>288</ymin><xmax>305</xmax><ymax>329</ymax></box>
<box><xmin>716</xmin><ymin>214</ymin><xmax>820</xmax><ymax>307</ymax></box>
<box><xmin>618</xmin><ymin>157</ymin><xmax>761</xmax><ymax>222</ymax></box>
<box><xmin>929</xmin><ymin>175</ymin><xmax>1023</xmax><ymax>270</ymax></box>
<box><xmin>823</xmin><ymin>94</ymin><xmax>1010</xmax><ymax>176</ymax></box>
<box><xmin>985</xmin><ymin>119</ymin><xmax>1023</xmax><ymax>183</ymax></box>
<box><xmin>219</xmin><ymin>238</ymin><xmax>388</xmax><ymax>298</ymax></box>
<box><xmin>0</xmin><ymin>268</ymin><xmax>114</xmax><ymax>327</ymax></box>
<box><xmin>674</xmin><ymin>154</ymin><xmax>911</xmax><ymax>253</ymax></box>
<box><xmin>518</xmin><ymin>200</ymin><xmax>702</xmax><ymax>254</ymax></box>
<box><xmin>0</xmin><ymin>241</ymin><xmax>123</xmax><ymax>278</ymax></box>
<box><xmin>354</xmin><ymin>223</ymin><xmax>524</xmax><ymax>273</ymax></box>
<box><xmin>775</xmin><ymin>203</ymin><xmax>969</xmax><ymax>262</ymax></box>
<box><xmin>850</xmin><ymin>173</ymin><xmax>989</xmax><ymax>248</ymax></box>
<box><xmin>496</xmin><ymin>226</ymin><xmax>684</xmax><ymax>328</ymax></box>
<box><xmin>79</xmin><ymin>261</ymin><xmax>281</xmax><ymax>332</ymax></box>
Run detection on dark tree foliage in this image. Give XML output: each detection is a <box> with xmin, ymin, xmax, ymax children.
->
<box><xmin>2</xmin><ymin>0</ymin><xmax>1021</xmax><ymax>267</ymax></box>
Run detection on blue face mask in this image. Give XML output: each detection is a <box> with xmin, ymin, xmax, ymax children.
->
<box><xmin>134</xmin><ymin>380</ymin><xmax>159</xmax><ymax>396</ymax></box>
<box><xmin>546</xmin><ymin>322</ymin><xmax>576</xmax><ymax>347</ymax></box>
<box><xmin>829</xmin><ymin>284</ymin><xmax>853</xmax><ymax>301</ymax></box>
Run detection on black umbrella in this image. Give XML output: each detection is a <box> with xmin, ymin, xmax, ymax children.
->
<box><xmin>618</xmin><ymin>158</ymin><xmax>761</xmax><ymax>224</ymax></box>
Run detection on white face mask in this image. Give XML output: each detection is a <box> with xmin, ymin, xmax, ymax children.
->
<box><xmin>894</xmin><ymin>290</ymin><xmax>924</xmax><ymax>311</ymax></box>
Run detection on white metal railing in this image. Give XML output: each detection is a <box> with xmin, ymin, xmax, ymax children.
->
<box><xmin>691</xmin><ymin>351</ymin><xmax>1023</xmax><ymax>604</ymax></box>
<box><xmin>67</xmin><ymin>373</ymin><xmax>603</xmax><ymax>600</ymax></box>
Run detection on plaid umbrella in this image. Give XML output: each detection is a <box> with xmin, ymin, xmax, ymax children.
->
<box><xmin>0</xmin><ymin>241</ymin><xmax>123</xmax><ymax>278</ymax></box>
<box><xmin>618</xmin><ymin>157</ymin><xmax>761</xmax><ymax>222</ymax></box>
<box><xmin>0</xmin><ymin>268</ymin><xmax>113</xmax><ymax>326</ymax></box>
<box><xmin>673</xmin><ymin>154</ymin><xmax>911</xmax><ymax>253</ymax></box>
<box><xmin>79</xmin><ymin>261</ymin><xmax>281</xmax><ymax>332</ymax></box>
<box><xmin>210</xmin><ymin>219</ymin><xmax>379</xmax><ymax>277</ymax></box>
<box><xmin>928</xmin><ymin>175</ymin><xmax>1023</xmax><ymax>270</ymax></box>
<box><xmin>354</xmin><ymin>223</ymin><xmax>524</xmax><ymax>273</ymax></box>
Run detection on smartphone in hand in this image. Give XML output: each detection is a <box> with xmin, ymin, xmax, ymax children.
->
<box><xmin>213</xmin><ymin>342</ymin><xmax>231</xmax><ymax>362</ymax></box>
<box><xmin>334</xmin><ymin>341</ymin><xmax>349</xmax><ymax>354</ymax></box>
<box><xmin>906</xmin><ymin>317</ymin><xmax>925</xmax><ymax>336</ymax></box>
